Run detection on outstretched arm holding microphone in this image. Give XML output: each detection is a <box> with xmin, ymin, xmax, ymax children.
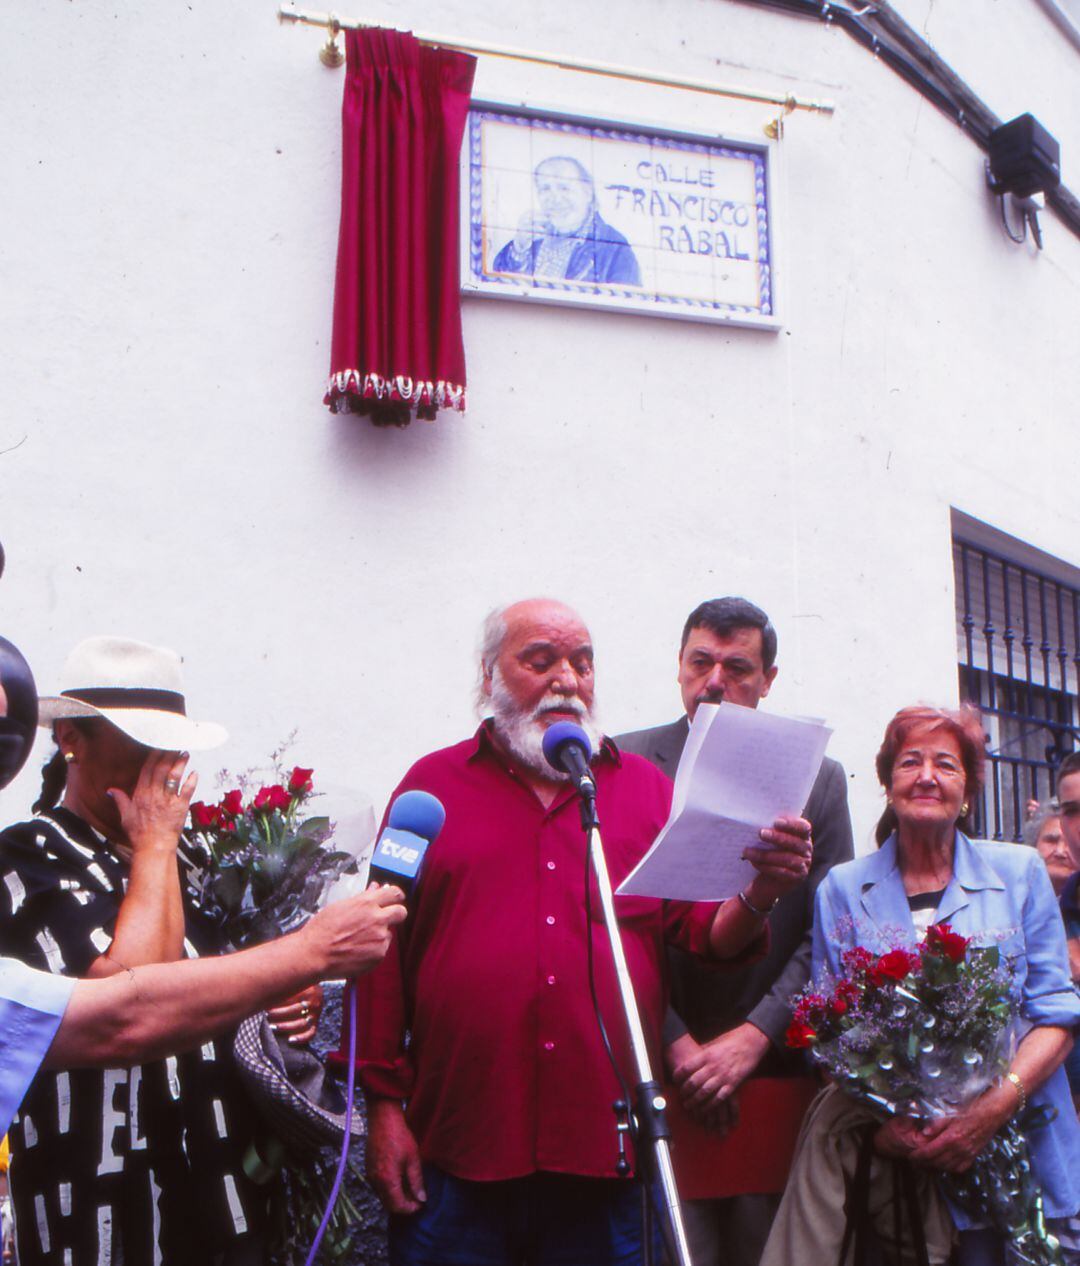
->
<box><xmin>1</xmin><ymin>886</ymin><xmax>406</xmax><ymax>1137</ymax></box>
<box><xmin>47</xmin><ymin>885</ymin><xmax>407</xmax><ymax>1068</ymax></box>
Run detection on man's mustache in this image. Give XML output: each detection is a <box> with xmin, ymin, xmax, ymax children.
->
<box><xmin>534</xmin><ymin>697</ymin><xmax>588</xmax><ymax>719</ymax></box>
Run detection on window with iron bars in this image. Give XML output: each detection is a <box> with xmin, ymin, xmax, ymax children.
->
<box><xmin>954</xmin><ymin>533</ymin><xmax>1080</xmax><ymax>842</ymax></box>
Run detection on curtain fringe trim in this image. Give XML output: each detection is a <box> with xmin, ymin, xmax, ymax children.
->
<box><xmin>325</xmin><ymin>370</ymin><xmax>467</xmax><ymax>412</ymax></box>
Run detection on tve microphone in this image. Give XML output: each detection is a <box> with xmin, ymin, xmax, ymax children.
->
<box><xmin>541</xmin><ymin>721</ymin><xmax>597</xmax><ymax>798</ymax></box>
<box><xmin>367</xmin><ymin>790</ymin><xmax>446</xmax><ymax>898</ymax></box>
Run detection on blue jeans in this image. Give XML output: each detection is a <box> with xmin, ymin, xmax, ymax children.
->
<box><xmin>388</xmin><ymin>1166</ymin><xmax>662</xmax><ymax>1266</ymax></box>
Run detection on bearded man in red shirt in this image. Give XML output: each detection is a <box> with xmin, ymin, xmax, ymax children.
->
<box><xmin>348</xmin><ymin>598</ymin><xmax>814</xmax><ymax>1266</ymax></box>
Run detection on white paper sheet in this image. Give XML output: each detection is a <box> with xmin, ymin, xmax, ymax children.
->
<box><xmin>617</xmin><ymin>702</ymin><xmax>832</xmax><ymax>901</ymax></box>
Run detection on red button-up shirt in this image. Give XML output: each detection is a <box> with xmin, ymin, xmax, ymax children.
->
<box><xmin>345</xmin><ymin>724</ymin><xmax>762</xmax><ymax>1181</ymax></box>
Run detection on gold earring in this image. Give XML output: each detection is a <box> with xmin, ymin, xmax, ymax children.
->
<box><xmin>961</xmin><ymin>802</ymin><xmax>969</xmax><ymax>817</ymax></box>
<box><xmin>63</xmin><ymin>752</ymin><xmax>75</xmax><ymax>764</ymax></box>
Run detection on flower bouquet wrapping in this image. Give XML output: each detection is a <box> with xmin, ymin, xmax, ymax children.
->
<box><xmin>788</xmin><ymin>924</ymin><xmax>1063</xmax><ymax>1266</ymax></box>
<box><xmin>187</xmin><ymin>759</ymin><xmax>366</xmax><ymax>1265</ymax></box>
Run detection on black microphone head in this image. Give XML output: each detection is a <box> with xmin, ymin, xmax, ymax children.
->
<box><xmin>542</xmin><ymin>721</ymin><xmax>592</xmax><ymax>775</ymax></box>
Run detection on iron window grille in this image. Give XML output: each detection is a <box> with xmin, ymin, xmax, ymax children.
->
<box><xmin>954</xmin><ymin>537</ymin><xmax>1080</xmax><ymax>841</ymax></box>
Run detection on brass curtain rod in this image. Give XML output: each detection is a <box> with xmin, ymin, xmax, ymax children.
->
<box><xmin>277</xmin><ymin>5</ymin><xmax>835</xmax><ymax>115</ymax></box>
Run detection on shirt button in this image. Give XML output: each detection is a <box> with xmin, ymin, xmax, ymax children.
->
<box><xmin>546</xmin><ymin>861</ymin><xmax>556</xmax><ymax>871</ymax></box>
<box><xmin>543</xmin><ymin>1040</ymin><xmax>555</xmax><ymax>1052</ymax></box>
<box><xmin>545</xmin><ymin>915</ymin><xmax>556</xmax><ymax>926</ymax></box>
<box><xmin>546</xmin><ymin>975</ymin><xmax>556</xmax><ymax>986</ymax></box>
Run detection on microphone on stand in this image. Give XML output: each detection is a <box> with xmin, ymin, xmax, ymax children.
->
<box><xmin>542</xmin><ymin>721</ymin><xmax>597</xmax><ymax>801</ymax></box>
<box><xmin>367</xmin><ymin>790</ymin><xmax>446</xmax><ymax>899</ymax></box>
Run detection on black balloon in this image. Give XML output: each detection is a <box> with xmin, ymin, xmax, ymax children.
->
<box><xmin>0</xmin><ymin>635</ymin><xmax>38</xmax><ymax>790</ymax></box>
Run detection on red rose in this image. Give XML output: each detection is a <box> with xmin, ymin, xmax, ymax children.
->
<box><xmin>269</xmin><ymin>784</ymin><xmax>292</xmax><ymax>811</ymax></box>
<box><xmin>785</xmin><ymin>1020</ymin><xmax>817</xmax><ymax>1049</ymax></box>
<box><xmin>829</xmin><ymin>996</ymin><xmax>848</xmax><ymax>1017</ymax></box>
<box><xmin>189</xmin><ymin>801</ymin><xmax>219</xmax><ymax>830</ymax></box>
<box><xmin>288</xmin><ymin>766</ymin><xmax>314</xmax><ymax>794</ymax></box>
<box><xmin>870</xmin><ymin>949</ymin><xmax>917</xmax><ymax>985</ymax></box>
<box><xmin>220</xmin><ymin>789</ymin><xmax>244</xmax><ymax>817</ymax></box>
<box><xmin>924</xmin><ymin>923</ymin><xmax>969</xmax><ymax>963</ymax></box>
<box><xmin>254</xmin><ymin>784</ymin><xmax>292</xmax><ymax>813</ymax></box>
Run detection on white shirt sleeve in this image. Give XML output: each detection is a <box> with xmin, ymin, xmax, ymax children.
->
<box><xmin>0</xmin><ymin>957</ymin><xmax>75</xmax><ymax>1136</ymax></box>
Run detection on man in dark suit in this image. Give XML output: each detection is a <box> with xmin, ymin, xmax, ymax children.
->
<box><xmin>617</xmin><ymin>596</ymin><xmax>854</xmax><ymax>1266</ymax></box>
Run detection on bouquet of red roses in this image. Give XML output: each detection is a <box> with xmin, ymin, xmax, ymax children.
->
<box><xmin>187</xmin><ymin>762</ymin><xmax>356</xmax><ymax>951</ymax></box>
<box><xmin>788</xmin><ymin>924</ymin><xmax>1062</xmax><ymax>1266</ymax></box>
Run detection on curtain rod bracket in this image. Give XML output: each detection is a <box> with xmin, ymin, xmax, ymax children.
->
<box><xmin>318</xmin><ymin>15</ymin><xmax>344</xmax><ymax>67</ymax></box>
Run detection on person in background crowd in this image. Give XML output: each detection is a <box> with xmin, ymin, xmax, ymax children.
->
<box><xmin>347</xmin><ymin>597</ymin><xmax>814</xmax><ymax>1266</ymax></box>
<box><xmin>1054</xmin><ymin>753</ymin><xmax>1080</xmax><ymax>1111</ymax></box>
<box><xmin>763</xmin><ymin>705</ymin><xmax>1080</xmax><ymax>1266</ymax></box>
<box><xmin>1027</xmin><ymin>795</ymin><xmax>1080</xmax><ymax>1108</ymax></box>
<box><xmin>617</xmin><ymin>596</ymin><xmax>853</xmax><ymax>1266</ymax></box>
<box><xmin>0</xmin><ymin>635</ymin><xmax>324</xmax><ymax>1266</ymax></box>
<box><xmin>1026</xmin><ymin>800</ymin><xmax>1073</xmax><ymax>898</ymax></box>
<box><xmin>1055</xmin><ymin>755</ymin><xmax>1080</xmax><ymax>969</ymax></box>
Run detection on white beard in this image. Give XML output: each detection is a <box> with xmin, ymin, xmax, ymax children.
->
<box><xmin>489</xmin><ymin>667</ymin><xmax>604</xmax><ymax>780</ymax></box>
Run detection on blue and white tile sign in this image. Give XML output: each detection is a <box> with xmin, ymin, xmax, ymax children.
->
<box><xmin>462</xmin><ymin>105</ymin><xmax>776</xmax><ymax>327</ymax></box>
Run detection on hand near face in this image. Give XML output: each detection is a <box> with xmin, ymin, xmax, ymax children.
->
<box><xmin>109</xmin><ymin>749</ymin><xmax>196</xmax><ymax>852</ymax></box>
<box><xmin>743</xmin><ymin>815</ymin><xmax>813</xmax><ymax>905</ymax></box>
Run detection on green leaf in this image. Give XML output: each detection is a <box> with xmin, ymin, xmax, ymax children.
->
<box><xmin>297</xmin><ymin>816</ymin><xmax>332</xmax><ymax>840</ymax></box>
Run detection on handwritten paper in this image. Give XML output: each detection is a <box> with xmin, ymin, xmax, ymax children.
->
<box><xmin>618</xmin><ymin>703</ymin><xmax>831</xmax><ymax>901</ymax></box>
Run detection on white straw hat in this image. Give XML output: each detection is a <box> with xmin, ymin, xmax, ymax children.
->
<box><xmin>37</xmin><ymin>636</ymin><xmax>227</xmax><ymax>752</ymax></box>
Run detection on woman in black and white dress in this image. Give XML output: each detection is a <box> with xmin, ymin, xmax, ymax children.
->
<box><xmin>0</xmin><ymin>636</ymin><xmax>307</xmax><ymax>1266</ymax></box>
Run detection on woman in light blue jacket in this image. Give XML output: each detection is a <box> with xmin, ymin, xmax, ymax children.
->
<box><xmin>811</xmin><ymin>705</ymin><xmax>1080</xmax><ymax>1265</ymax></box>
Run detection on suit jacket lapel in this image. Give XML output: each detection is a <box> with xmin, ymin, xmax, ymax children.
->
<box><xmin>648</xmin><ymin>717</ymin><xmax>690</xmax><ymax>773</ymax></box>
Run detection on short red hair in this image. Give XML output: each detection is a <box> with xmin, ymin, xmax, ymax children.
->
<box><xmin>874</xmin><ymin>705</ymin><xmax>987</xmax><ymax>845</ymax></box>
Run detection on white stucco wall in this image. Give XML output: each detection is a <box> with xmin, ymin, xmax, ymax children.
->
<box><xmin>2</xmin><ymin>0</ymin><xmax>1078</xmax><ymax>853</ymax></box>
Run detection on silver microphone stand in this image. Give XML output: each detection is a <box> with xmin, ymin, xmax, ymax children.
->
<box><xmin>579</xmin><ymin>793</ymin><xmax>695</xmax><ymax>1266</ymax></box>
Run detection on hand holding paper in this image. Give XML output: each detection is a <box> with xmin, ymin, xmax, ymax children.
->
<box><xmin>618</xmin><ymin>703</ymin><xmax>831</xmax><ymax>902</ymax></box>
<box><xmin>743</xmin><ymin>812</ymin><xmax>814</xmax><ymax>906</ymax></box>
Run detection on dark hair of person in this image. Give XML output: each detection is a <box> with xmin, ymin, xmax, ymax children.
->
<box><xmin>1056</xmin><ymin>750</ymin><xmax>1080</xmax><ymax>796</ymax></box>
<box><xmin>873</xmin><ymin>704</ymin><xmax>987</xmax><ymax>846</ymax></box>
<box><xmin>33</xmin><ymin>718</ymin><xmax>96</xmax><ymax>814</ymax></box>
<box><xmin>679</xmin><ymin>597</ymin><xmax>778</xmax><ymax>671</ymax></box>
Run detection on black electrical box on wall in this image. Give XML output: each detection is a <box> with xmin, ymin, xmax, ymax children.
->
<box><xmin>987</xmin><ymin>114</ymin><xmax>1061</xmax><ymax>197</ymax></box>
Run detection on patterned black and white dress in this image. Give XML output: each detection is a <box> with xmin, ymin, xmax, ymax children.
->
<box><xmin>0</xmin><ymin>808</ymin><xmax>270</xmax><ymax>1265</ymax></box>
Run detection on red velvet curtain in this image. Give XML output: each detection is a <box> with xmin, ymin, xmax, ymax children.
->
<box><xmin>325</xmin><ymin>29</ymin><xmax>476</xmax><ymax>427</ymax></box>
